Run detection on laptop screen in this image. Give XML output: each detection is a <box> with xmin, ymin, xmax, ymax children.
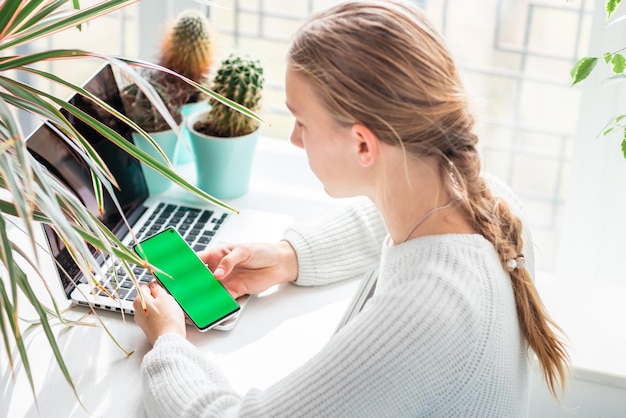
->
<box><xmin>26</xmin><ymin>64</ymin><xmax>149</xmax><ymax>296</ymax></box>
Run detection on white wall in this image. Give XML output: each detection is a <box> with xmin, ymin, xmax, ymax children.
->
<box><xmin>556</xmin><ymin>2</ymin><xmax>626</xmax><ymax>287</ymax></box>
<box><xmin>530</xmin><ymin>364</ymin><xmax>626</xmax><ymax>417</ymax></box>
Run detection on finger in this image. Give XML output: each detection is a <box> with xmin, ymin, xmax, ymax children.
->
<box><xmin>147</xmin><ymin>280</ymin><xmax>162</xmax><ymax>296</ymax></box>
<box><xmin>219</xmin><ymin>276</ymin><xmax>246</xmax><ymax>299</ymax></box>
<box><xmin>133</xmin><ymin>284</ymin><xmax>153</xmax><ymax>315</ymax></box>
<box><xmin>213</xmin><ymin>246</ymin><xmax>250</xmax><ymax>278</ymax></box>
<box><xmin>197</xmin><ymin>245</ymin><xmax>231</xmax><ymax>267</ymax></box>
<box><xmin>149</xmin><ymin>282</ymin><xmax>173</xmax><ymax>301</ymax></box>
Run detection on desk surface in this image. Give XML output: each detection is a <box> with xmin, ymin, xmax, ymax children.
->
<box><xmin>1</xmin><ymin>137</ymin><xmax>363</xmax><ymax>418</ymax></box>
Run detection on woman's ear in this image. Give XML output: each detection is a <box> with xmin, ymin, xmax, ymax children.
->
<box><xmin>351</xmin><ymin>123</ymin><xmax>379</xmax><ymax>167</ymax></box>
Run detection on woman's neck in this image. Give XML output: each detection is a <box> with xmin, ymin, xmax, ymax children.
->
<box><xmin>372</xmin><ymin>149</ymin><xmax>475</xmax><ymax>245</ymax></box>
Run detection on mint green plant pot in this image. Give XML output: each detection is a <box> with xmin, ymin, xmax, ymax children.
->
<box><xmin>187</xmin><ymin>111</ymin><xmax>259</xmax><ymax>200</ymax></box>
<box><xmin>132</xmin><ymin>129</ymin><xmax>179</xmax><ymax>194</ymax></box>
<box><xmin>178</xmin><ymin>101</ymin><xmax>209</xmax><ymax>165</ymax></box>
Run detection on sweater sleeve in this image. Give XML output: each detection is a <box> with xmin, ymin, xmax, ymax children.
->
<box><xmin>140</xmin><ymin>238</ymin><xmax>525</xmax><ymax>417</ymax></box>
<box><xmin>281</xmin><ymin>197</ymin><xmax>387</xmax><ymax>286</ymax></box>
<box><xmin>140</xmin><ymin>281</ymin><xmax>477</xmax><ymax>418</ymax></box>
<box><xmin>281</xmin><ymin>175</ymin><xmax>533</xmax><ymax>287</ymax></box>
<box><xmin>141</xmin><ymin>333</ymin><xmax>241</xmax><ymax>418</ymax></box>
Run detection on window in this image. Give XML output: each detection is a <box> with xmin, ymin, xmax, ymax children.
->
<box><xmin>134</xmin><ymin>0</ymin><xmax>621</xmax><ymax>281</ymax></box>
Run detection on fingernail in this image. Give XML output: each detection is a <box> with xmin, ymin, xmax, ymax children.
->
<box><xmin>214</xmin><ymin>267</ymin><xmax>224</xmax><ymax>277</ymax></box>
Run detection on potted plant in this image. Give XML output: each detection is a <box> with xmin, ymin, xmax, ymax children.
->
<box><xmin>187</xmin><ymin>53</ymin><xmax>265</xmax><ymax>199</ymax></box>
<box><xmin>570</xmin><ymin>0</ymin><xmax>626</xmax><ymax>159</ymax></box>
<box><xmin>120</xmin><ymin>8</ymin><xmax>216</xmax><ymax>192</ymax></box>
<box><xmin>0</xmin><ymin>0</ymin><xmax>262</xmax><ymax>400</ymax></box>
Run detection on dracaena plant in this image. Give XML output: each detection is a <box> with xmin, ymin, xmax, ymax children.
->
<box><xmin>0</xmin><ymin>0</ymin><xmax>263</xmax><ymax>403</ymax></box>
<box><xmin>570</xmin><ymin>0</ymin><xmax>626</xmax><ymax>158</ymax></box>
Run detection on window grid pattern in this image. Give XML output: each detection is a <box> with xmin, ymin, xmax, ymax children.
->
<box><xmin>17</xmin><ymin>1</ymin><xmax>592</xmax><ymax>272</ymax></box>
<box><xmin>208</xmin><ymin>0</ymin><xmax>592</xmax><ymax>271</ymax></box>
<box><xmin>437</xmin><ymin>0</ymin><xmax>593</xmax><ymax>269</ymax></box>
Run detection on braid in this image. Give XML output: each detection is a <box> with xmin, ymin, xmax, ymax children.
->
<box><xmin>450</xmin><ymin>148</ymin><xmax>570</xmax><ymax>398</ymax></box>
<box><xmin>290</xmin><ymin>0</ymin><xmax>570</xmax><ymax>399</ymax></box>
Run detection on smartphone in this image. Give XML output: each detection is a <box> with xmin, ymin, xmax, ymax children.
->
<box><xmin>133</xmin><ymin>227</ymin><xmax>240</xmax><ymax>331</ymax></box>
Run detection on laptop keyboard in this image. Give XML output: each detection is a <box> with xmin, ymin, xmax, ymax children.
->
<box><xmin>96</xmin><ymin>202</ymin><xmax>228</xmax><ymax>302</ymax></box>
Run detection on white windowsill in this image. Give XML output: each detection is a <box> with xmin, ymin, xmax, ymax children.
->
<box><xmin>536</xmin><ymin>271</ymin><xmax>626</xmax><ymax>389</ymax></box>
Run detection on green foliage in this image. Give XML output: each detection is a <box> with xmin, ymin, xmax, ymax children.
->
<box><xmin>570</xmin><ymin>56</ymin><xmax>598</xmax><ymax>85</ymax></box>
<box><xmin>194</xmin><ymin>54</ymin><xmax>265</xmax><ymax>137</ymax></box>
<box><xmin>0</xmin><ymin>0</ymin><xmax>257</xmax><ymax>404</ymax></box>
<box><xmin>605</xmin><ymin>52</ymin><xmax>626</xmax><ymax>73</ymax></box>
<box><xmin>607</xmin><ymin>0</ymin><xmax>622</xmax><ymax>18</ymax></box>
<box><xmin>571</xmin><ymin>0</ymin><xmax>626</xmax><ymax>159</ymax></box>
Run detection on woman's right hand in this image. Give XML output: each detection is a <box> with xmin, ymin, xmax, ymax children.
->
<box><xmin>197</xmin><ymin>241</ymin><xmax>298</xmax><ymax>299</ymax></box>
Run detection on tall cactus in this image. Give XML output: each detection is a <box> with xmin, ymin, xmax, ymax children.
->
<box><xmin>122</xmin><ymin>9</ymin><xmax>215</xmax><ymax>132</ymax></box>
<box><xmin>193</xmin><ymin>54</ymin><xmax>265</xmax><ymax>137</ymax></box>
<box><xmin>156</xmin><ymin>9</ymin><xmax>215</xmax><ymax>104</ymax></box>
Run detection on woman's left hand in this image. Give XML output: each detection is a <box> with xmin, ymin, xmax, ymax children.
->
<box><xmin>133</xmin><ymin>281</ymin><xmax>186</xmax><ymax>346</ymax></box>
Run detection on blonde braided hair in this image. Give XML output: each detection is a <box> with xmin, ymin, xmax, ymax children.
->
<box><xmin>288</xmin><ymin>0</ymin><xmax>569</xmax><ymax>397</ymax></box>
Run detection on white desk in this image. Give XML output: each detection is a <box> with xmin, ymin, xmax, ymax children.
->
<box><xmin>0</xmin><ymin>137</ymin><xmax>362</xmax><ymax>418</ymax></box>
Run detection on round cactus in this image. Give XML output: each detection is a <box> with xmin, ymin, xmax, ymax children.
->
<box><xmin>194</xmin><ymin>54</ymin><xmax>265</xmax><ymax>138</ymax></box>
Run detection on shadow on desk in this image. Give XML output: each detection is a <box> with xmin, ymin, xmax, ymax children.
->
<box><xmin>1</xmin><ymin>308</ymin><xmax>148</xmax><ymax>418</ymax></box>
<box><xmin>188</xmin><ymin>280</ymin><xmax>356</xmax><ymax>348</ymax></box>
<box><xmin>1</xmin><ymin>276</ymin><xmax>361</xmax><ymax>417</ymax></box>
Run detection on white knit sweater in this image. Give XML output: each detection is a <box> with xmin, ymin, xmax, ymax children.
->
<box><xmin>141</xmin><ymin>174</ymin><xmax>533</xmax><ymax>417</ymax></box>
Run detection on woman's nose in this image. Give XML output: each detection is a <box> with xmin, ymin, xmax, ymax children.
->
<box><xmin>290</xmin><ymin>124</ymin><xmax>304</xmax><ymax>149</ymax></box>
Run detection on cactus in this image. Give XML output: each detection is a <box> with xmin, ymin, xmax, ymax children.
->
<box><xmin>121</xmin><ymin>78</ymin><xmax>182</xmax><ymax>133</ymax></box>
<box><xmin>193</xmin><ymin>54</ymin><xmax>264</xmax><ymax>137</ymax></box>
<box><xmin>155</xmin><ymin>9</ymin><xmax>215</xmax><ymax>104</ymax></box>
<box><xmin>121</xmin><ymin>9</ymin><xmax>215</xmax><ymax>132</ymax></box>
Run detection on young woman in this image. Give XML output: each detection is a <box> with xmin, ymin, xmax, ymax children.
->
<box><xmin>133</xmin><ymin>1</ymin><xmax>569</xmax><ymax>416</ymax></box>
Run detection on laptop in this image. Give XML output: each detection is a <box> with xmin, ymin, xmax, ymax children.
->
<box><xmin>26</xmin><ymin>64</ymin><xmax>293</xmax><ymax>330</ymax></box>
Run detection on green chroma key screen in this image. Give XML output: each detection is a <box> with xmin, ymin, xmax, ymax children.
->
<box><xmin>133</xmin><ymin>227</ymin><xmax>239</xmax><ymax>330</ymax></box>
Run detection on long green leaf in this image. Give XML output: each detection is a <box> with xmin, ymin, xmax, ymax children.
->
<box><xmin>0</xmin><ymin>283</ymin><xmax>16</xmax><ymax>371</ymax></box>
<box><xmin>0</xmin><ymin>196</ymin><xmax>145</xmax><ymax>271</ymax></box>
<box><xmin>120</xmin><ymin>57</ymin><xmax>268</xmax><ymax>126</ymax></box>
<box><xmin>0</xmin><ymin>207</ymin><xmax>20</xmax><ymax>309</ymax></box>
<box><xmin>9</xmin><ymin>240</ymin><xmax>69</xmax><ymax>323</ymax></box>
<box><xmin>1</xmin><ymin>52</ymin><xmax>240</xmax><ymax>212</ymax></box>
<box><xmin>0</xmin><ymin>279</ymin><xmax>38</xmax><ymax>402</ymax></box>
<box><xmin>1</xmin><ymin>1</ymin><xmax>66</xmax><ymax>40</ymax></box>
<box><xmin>0</xmin><ymin>0</ymin><xmax>138</xmax><ymax>50</ymax></box>
<box><xmin>0</xmin><ymin>76</ymin><xmax>122</xmax><ymax>183</ymax></box>
<box><xmin>0</xmin><ymin>49</ymin><xmax>266</xmax><ymax>130</ymax></box>
<box><xmin>0</xmin><ymin>0</ymin><xmax>24</xmax><ymax>39</ymax></box>
<box><xmin>0</xmin><ymin>0</ymin><xmax>264</xmax><ymax>406</ymax></box>
<box><xmin>13</xmin><ymin>264</ymin><xmax>84</xmax><ymax>405</ymax></box>
<box><xmin>23</xmin><ymin>64</ymin><xmax>176</xmax><ymax>168</ymax></box>
<box><xmin>0</xmin><ymin>97</ymin><xmax>40</xmax><ymax>265</ymax></box>
<box><xmin>0</xmin><ymin>0</ymin><xmax>270</xmax><ymax>405</ymax></box>
<box><xmin>0</xmin><ymin>217</ymin><xmax>37</xmax><ymax>401</ymax></box>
